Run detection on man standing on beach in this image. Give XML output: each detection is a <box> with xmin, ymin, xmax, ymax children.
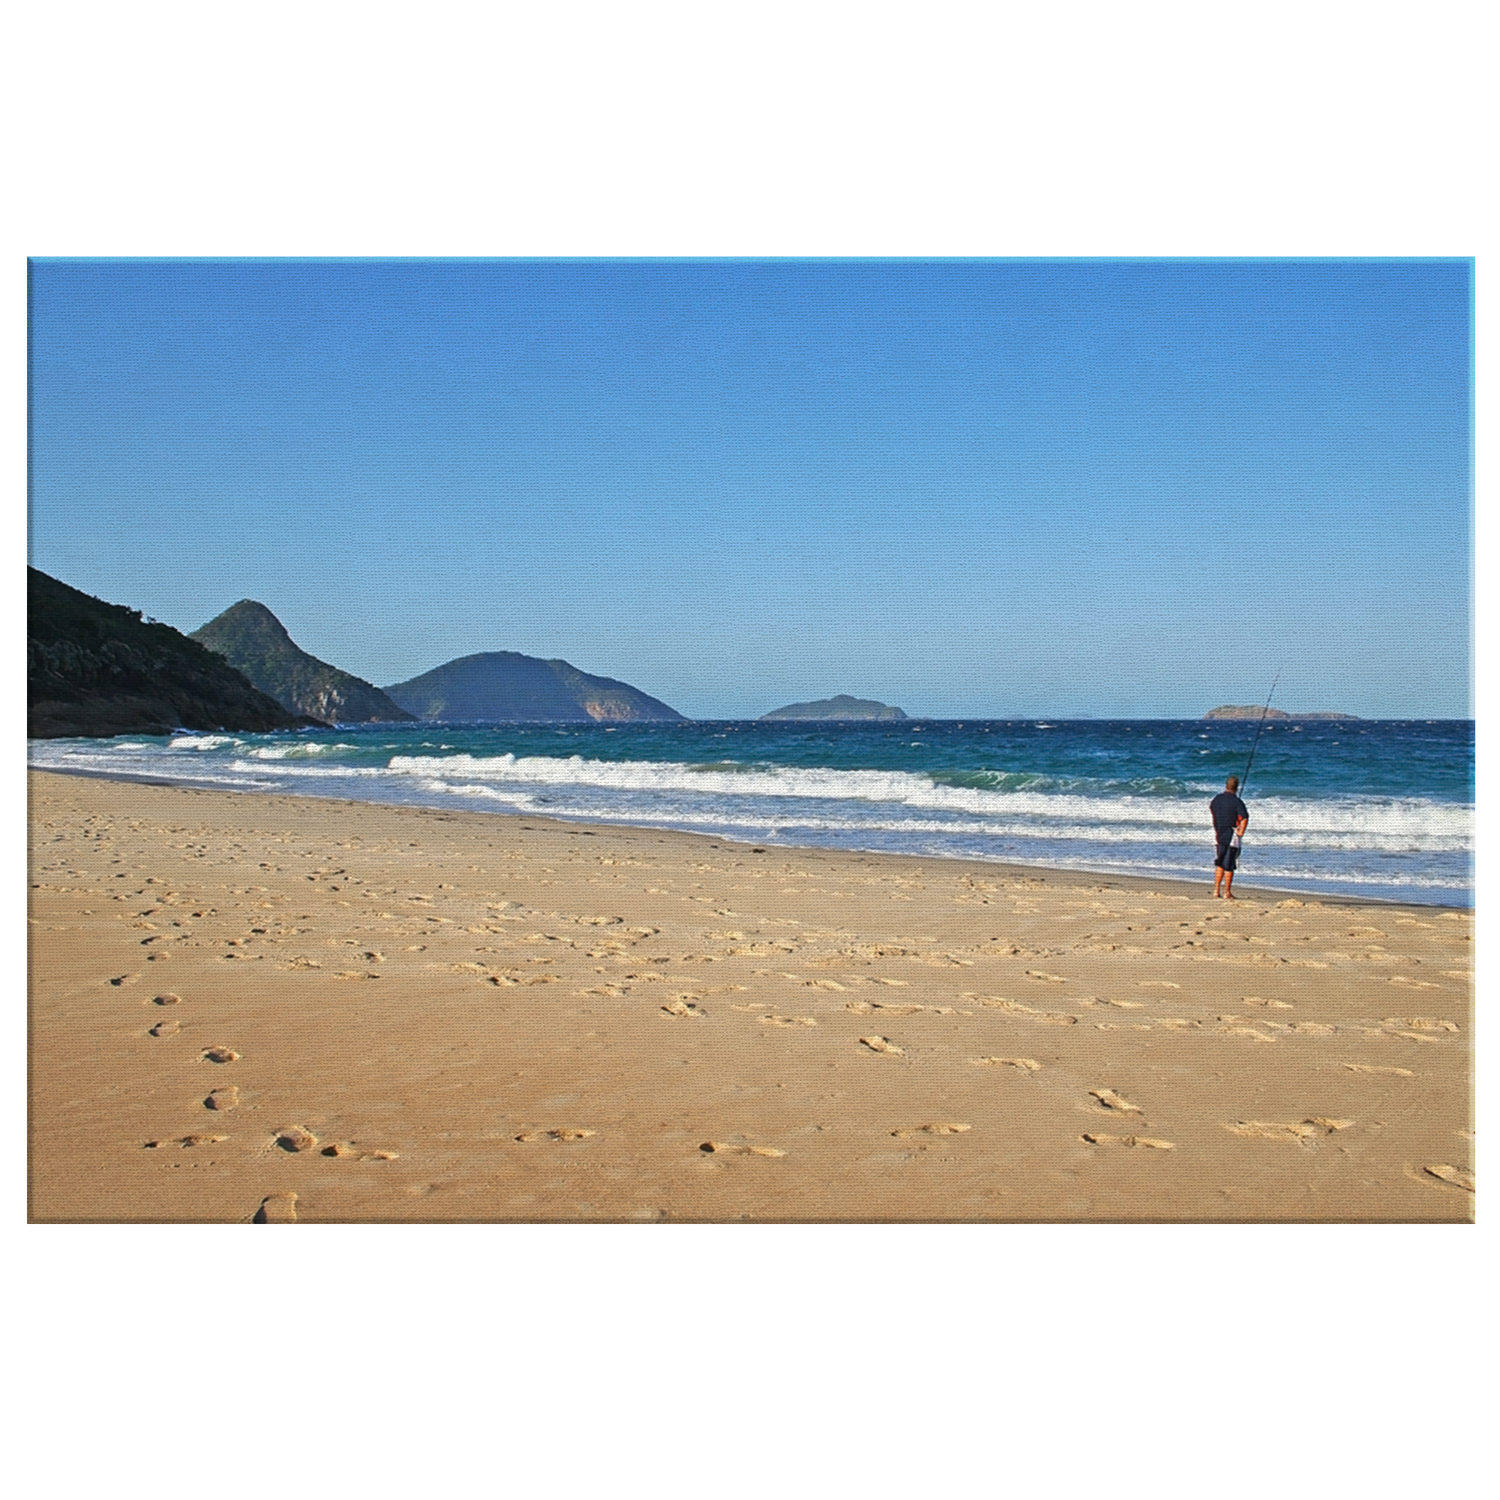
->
<box><xmin>1210</xmin><ymin>775</ymin><xmax>1250</xmax><ymax>898</ymax></box>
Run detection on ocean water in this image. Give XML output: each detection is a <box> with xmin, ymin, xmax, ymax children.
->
<box><xmin>28</xmin><ymin>719</ymin><xmax>1473</xmax><ymax>906</ymax></box>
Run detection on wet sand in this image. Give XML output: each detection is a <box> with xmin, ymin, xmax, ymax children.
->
<box><xmin>28</xmin><ymin>769</ymin><xmax>1473</xmax><ymax>1222</ymax></box>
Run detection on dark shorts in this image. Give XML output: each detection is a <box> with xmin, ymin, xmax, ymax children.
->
<box><xmin>1215</xmin><ymin>837</ymin><xmax>1239</xmax><ymax>872</ymax></box>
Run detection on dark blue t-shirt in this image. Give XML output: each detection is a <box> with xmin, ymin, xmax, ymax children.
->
<box><xmin>1210</xmin><ymin>792</ymin><xmax>1249</xmax><ymax>837</ymax></box>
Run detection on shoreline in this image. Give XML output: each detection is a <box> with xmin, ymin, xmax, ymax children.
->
<box><xmin>27</xmin><ymin>769</ymin><xmax>1473</xmax><ymax>1223</ymax></box>
<box><xmin>29</xmin><ymin>763</ymin><xmax>1467</xmax><ymax>913</ymax></box>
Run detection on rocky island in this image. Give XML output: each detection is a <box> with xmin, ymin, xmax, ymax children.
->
<box><xmin>761</xmin><ymin>694</ymin><xmax>908</xmax><ymax>721</ymax></box>
<box><xmin>191</xmin><ymin>600</ymin><xmax>415</xmax><ymax>724</ymax></box>
<box><xmin>383</xmin><ymin>652</ymin><xmax>686</xmax><ymax>722</ymax></box>
<box><xmin>27</xmin><ymin>568</ymin><xmax>320</xmax><ymax>739</ymax></box>
<box><xmin>1204</xmin><ymin>706</ymin><xmax>1359</xmax><ymax>721</ymax></box>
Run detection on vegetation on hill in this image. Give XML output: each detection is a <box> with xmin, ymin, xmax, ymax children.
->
<box><xmin>27</xmin><ymin>568</ymin><xmax>318</xmax><ymax>739</ymax></box>
<box><xmin>190</xmin><ymin>600</ymin><xmax>415</xmax><ymax>724</ymax></box>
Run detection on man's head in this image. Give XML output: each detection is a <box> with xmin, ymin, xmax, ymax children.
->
<box><xmin>1226</xmin><ymin>776</ymin><xmax>1240</xmax><ymax>792</ymax></box>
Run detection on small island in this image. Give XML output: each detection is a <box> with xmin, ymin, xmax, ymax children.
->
<box><xmin>761</xmin><ymin>694</ymin><xmax>908</xmax><ymax>722</ymax></box>
<box><xmin>1204</xmin><ymin>706</ymin><xmax>1360</xmax><ymax>721</ymax></box>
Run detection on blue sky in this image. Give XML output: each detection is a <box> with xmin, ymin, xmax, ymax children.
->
<box><xmin>27</xmin><ymin>258</ymin><xmax>1471</xmax><ymax>719</ymax></box>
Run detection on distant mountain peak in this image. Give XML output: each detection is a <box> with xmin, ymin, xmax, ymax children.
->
<box><xmin>214</xmin><ymin>599</ymin><xmax>294</xmax><ymax>639</ymax></box>
<box><xmin>761</xmin><ymin>694</ymin><xmax>908</xmax><ymax>721</ymax></box>
<box><xmin>382</xmin><ymin>651</ymin><xmax>686</xmax><ymax>723</ymax></box>
<box><xmin>191</xmin><ymin>600</ymin><xmax>415</xmax><ymax>724</ymax></box>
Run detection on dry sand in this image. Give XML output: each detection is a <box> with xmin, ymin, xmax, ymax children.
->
<box><xmin>28</xmin><ymin>769</ymin><xmax>1473</xmax><ymax>1222</ymax></box>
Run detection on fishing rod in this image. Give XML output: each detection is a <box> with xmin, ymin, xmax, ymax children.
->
<box><xmin>1239</xmin><ymin>671</ymin><xmax>1280</xmax><ymax>793</ymax></box>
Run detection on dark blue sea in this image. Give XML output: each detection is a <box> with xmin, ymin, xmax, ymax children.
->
<box><xmin>29</xmin><ymin>718</ymin><xmax>1473</xmax><ymax>906</ymax></box>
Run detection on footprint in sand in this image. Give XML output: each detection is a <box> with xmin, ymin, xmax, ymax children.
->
<box><xmin>1218</xmin><ymin>1023</ymin><xmax>1277</xmax><ymax>1042</ymax></box>
<box><xmin>1089</xmin><ymin>1089</ymin><xmax>1143</xmax><ymax>1114</ymax></box>
<box><xmin>1387</xmin><ymin>976</ymin><xmax>1439</xmax><ymax>989</ymax></box>
<box><xmin>274</xmin><ymin>1125</ymin><xmax>318</xmax><ymax>1153</ymax></box>
<box><xmin>204</xmin><ymin>1087</ymin><xmax>239</xmax><ymax>1111</ymax></box>
<box><xmin>1245</xmin><ymin>997</ymin><xmax>1295</xmax><ymax>1010</ymax></box>
<box><xmin>515</xmin><ymin>1128</ymin><xmax>596</xmax><ymax>1143</ymax></box>
<box><xmin>151</xmin><ymin>993</ymin><xmax>182</xmax><ymax>1006</ymax></box>
<box><xmin>873</xmin><ymin>978</ymin><xmax>910</xmax><ymax>987</ymax></box>
<box><xmin>145</xmin><ymin>1134</ymin><xmax>228</xmax><ymax>1148</ymax></box>
<box><xmin>1138</xmin><ymin>981</ymin><xmax>1180</xmax><ymax>989</ymax></box>
<box><xmin>1422</xmin><ymin>1164</ymin><xmax>1474</xmax><ymax>1192</ymax></box>
<box><xmin>1095</xmin><ymin>998</ymin><xmax>1146</xmax><ymax>1010</ymax></box>
<box><xmin>1226</xmin><ymin>1121</ymin><xmax>1317</xmax><ymax>1143</ymax></box>
<box><xmin>1343</xmin><ymin>1063</ymin><xmax>1414</xmax><ymax>1077</ymax></box>
<box><xmin>201</xmin><ymin>1046</ymin><xmax>239</xmax><ymax>1064</ymax></box>
<box><xmin>253</xmin><ymin>1191</ymin><xmax>298</xmax><ymax>1223</ymax></box>
<box><xmin>148</xmin><ymin>1019</ymin><xmax>181</xmax><ymax>1038</ymax></box>
<box><xmin>761</xmin><ymin>1015</ymin><xmax>816</xmax><ymax>1027</ymax></box>
<box><xmin>1384</xmin><ymin>1016</ymin><xmax>1459</xmax><ymax>1033</ymax></box>
<box><xmin>859</xmin><ymin>1036</ymin><xmax>904</xmax><ymax>1054</ymax></box>
<box><xmin>699</xmin><ymin>1141</ymin><xmax>786</xmax><ymax>1157</ymax></box>
<box><xmin>109</xmin><ymin>974</ymin><xmax>140</xmax><ymax>988</ymax></box>
<box><xmin>972</xmin><ymin>1056</ymin><xmax>1041</xmax><ymax>1072</ymax></box>
<box><xmin>661</xmin><ymin>999</ymin><xmax>706</xmax><ymax>1019</ymax></box>
<box><xmin>1025</xmin><ymin>970</ymin><xmax>1069</xmax><ymax>983</ymax></box>
<box><xmin>321</xmin><ymin>1143</ymin><xmax>399</xmax><ymax>1160</ymax></box>
<box><xmin>1082</xmin><ymin>1133</ymin><xmax>1175</xmax><ymax>1149</ymax></box>
<box><xmin>973</xmin><ymin>997</ymin><xmax>1077</xmax><ymax>1025</ymax></box>
<box><xmin>890</xmin><ymin>1123</ymin><xmax>971</xmax><ymax>1137</ymax></box>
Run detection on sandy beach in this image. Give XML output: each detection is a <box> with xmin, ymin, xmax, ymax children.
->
<box><xmin>28</xmin><ymin>768</ymin><xmax>1473</xmax><ymax>1222</ymax></box>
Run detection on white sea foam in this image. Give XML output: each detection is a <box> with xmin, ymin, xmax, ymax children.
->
<box><xmin>408</xmin><ymin>777</ymin><xmax>1460</xmax><ymax>853</ymax></box>
<box><xmin>241</xmin><ymin>742</ymin><xmax>356</xmax><ymax>760</ymax></box>
<box><xmin>383</xmin><ymin>753</ymin><xmax>1470</xmax><ymax>845</ymax></box>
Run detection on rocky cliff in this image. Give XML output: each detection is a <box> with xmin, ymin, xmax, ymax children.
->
<box><xmin>383</xmin><ymin>652</ymin><xmax>687</xmax><ymax>722</ymax></box>
<box><xmin>190</xmin><ymin>600</ymin><xmax>415</xmax><ymax>724</ymax></box>
<box><xmin>28</xmin><ymin>568</ymin><xmax>320</xmax><ymax>739</ymax></box>
<box><xmin>761</xmin><ymin>694</ymin><xmax>908</xmax><ymax>721</ymax></box>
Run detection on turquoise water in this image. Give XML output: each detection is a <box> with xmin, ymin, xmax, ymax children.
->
<box><xmin>29</xmin><ymin>718</ymin><xmax>1473</xmax><ymax>905</ymax></box>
